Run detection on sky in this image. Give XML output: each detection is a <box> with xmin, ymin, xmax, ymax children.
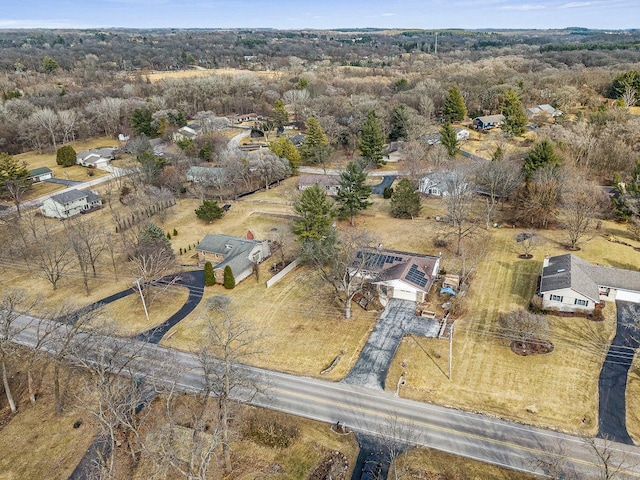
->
<box><xmin>0</xmin><ymin>0</ymin><xmax>638</xmax><ymax>30</ymax></box>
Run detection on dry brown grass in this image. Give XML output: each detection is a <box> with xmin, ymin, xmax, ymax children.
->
<box><xmin>386</xmin><ymin>226</ymin><xmax>623</xmax><ymax>435</ymax></box>
<box><xmin>130</xmin><ymin>68</ymin><xmax>280</xmax><ymax>83</ymax></box>
<box><xmin>394</xmin><ymin>447</ymin><xmax>539</xmax><ymax>480</ymax></box>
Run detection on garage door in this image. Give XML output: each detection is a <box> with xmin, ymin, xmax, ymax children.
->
<box><xmin>393</xmin><ymin>289</ymin><xmax>418</xmax><ymax>301</ymax></box>
<box><xmin>616</xmin><ymin>290</ymin><xmax>640</xmax><ymax>303</ymax></box>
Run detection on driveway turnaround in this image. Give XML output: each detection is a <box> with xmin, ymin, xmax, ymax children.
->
<box><xmin>343</xmin><ymin>299</ymin><xmax>440</xmax><ymax>390</ymax></box>
<box><xmin>43</xmin><ymin>177</ymin><xmax>83</xmax><ymax>186</ymax></box>
<box><xmin>371</xmin><ymin>175</ymin><xmax>396</xmax><ymax>195</ymax></box>
<box><xmin>598</xmin><ymin>300</ymin><xmax>640</xmax><ymax>444</ymax></box>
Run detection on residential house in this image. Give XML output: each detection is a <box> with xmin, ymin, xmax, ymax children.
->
<box><xmin>227</xmin><ymin>113</ymin><xmax>259</xmax><ymax>124</ymax></box>
<box><xmin>298</xmin><ymin>174</ymin><xmax>340</xmax><ymax>197</ymax></box>
<box><xmin>421</xmin><ymin>128</ymin><xmax>470</xmax><ymax>146</ymax></box>
<box><xmin>173</xmin><ymin>124</ymin><xmax>201</xmax><ymax>142</ymax></box>
<box><xmin>28</xmin><ymin>167</ymin><xmax>53</xmax><ymax>183</ymax></box>
<box><xmin>538</xmin><ymin>254</ymin><xmax>640</xmax><ymax>313</ymax></box>
<box><xmin>472</xmin><ymin>114</ymin><xmax>505</xmax><ymax>131</ymax></box>
<box><xmin>186</xmin><ymin>166</ymin><xmax>225</xmax><ymax>186</ymax></box>
<box><xmin>353</xmin><ymin>248</ymin><xmax>441</xmax><ymax>305</ymax></box>
<box><xmin>290</xmin><ymin>133</ymin><xmax>306</xmax><ymax>147</ymax></box>
<box><xmin>40</xmin><ymin>189</ymin><xmax>103</xmax><ymax>219</ymax></box>
<box><xmin>418</xmin><ymin>171</ymin><xmax>467</xmax><ymax>197</ymax></box>
<box><xmin>195</xmin><ymin>233</ymin><xmax>271</xmax><ymax>284</ymax></box>
<box><xmin>76</xmin><ymin>148</ymin><xmax>117</xmax><ymax>169</ymax></box>
<box><xmin>526</xmin><ymin>104</ymin><xmax>563</xmax><ymax>120</ymax></box>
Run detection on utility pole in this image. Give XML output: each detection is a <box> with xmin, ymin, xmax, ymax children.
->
<box><xmin>134</xmin><ymin>278</ymin><xmax>150</xmax><ymax>322</ymax></box>
<box><xmin>449</xmin><ymin>323</ymin><xmax>454</xmax><ymax>380</ymax></box>
<box><xmin>434</xmin><ymin>32</ymin><xmax>438</xmax><ymax>55</ymax></box>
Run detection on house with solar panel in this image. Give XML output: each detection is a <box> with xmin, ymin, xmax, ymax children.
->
<box><xmin>353</xmin><ymin>248</ymin><xmax>441</xmax><ymax>304</ymax></box>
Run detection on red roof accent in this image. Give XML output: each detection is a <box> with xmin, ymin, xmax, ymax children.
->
<box><xmin>246</xmin><ymin>230</ymin><xmax>254</xmax><ymax>240</ymax></box>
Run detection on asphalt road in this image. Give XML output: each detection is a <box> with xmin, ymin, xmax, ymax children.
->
<box><xmin>598</xmin><ymin>301</ymin><xmax>640</xmax><ymax>444</ymax></box>
<box><xmin>11</xmin><ymin>314</ymin><xmax>640</xmax><ymax>479</ymax></box>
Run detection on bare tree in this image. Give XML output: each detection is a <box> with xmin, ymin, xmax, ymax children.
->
<box><xmin>622</xmin><ymin>86</ymin><xmax>637</xmax><ymax>110</ymax></box>
<box><xmin>498</xmin><ymin>309</ymin><xmax>551</xmax><ymax>354</ymax></box>
<box><xmin>0</xmin><ymin>289</ymin><xmax>32</xmax><ymax>413</ymax></box>
<box><xmin>531</xmin><ymin>438</ymin><xmax>575</xmax><ymax>479</ymax></box>
<box><xmin>515</xmin><ymin>165</ymin><xmax>563</xmax><ymax>229</ymax></box>
<box><xmin>64</xmin><ymin>218</ymin><xmax>108</xmax><ymax>295</ymax></box>
<box><xmin>200</xmin><ymin>295</ymin><xmax>262</xmax><ymax>475</ymax></box>
<box><xmin>1</xmin><ymin>174</ymin><xmax>31</xmax><ymax>218</ymax></box>
<box><xmin>306</xmin><ymin>229</ymin><xmax>375</xmax><ymax>319</ymax></box>
<box><xmin>559</xmin><ymin>179</ymin><xmax>606</xmax><ymax>250</ymax></box>
<box><xmin>31</xmin><ymin>107</ymin><xmax>59</xmax><ymax>150</ymax></box>
<box><xmin>475</xmin><ymin>158</ymin><xmax>523</xmax><ymax>227</ymax></box>
<box><xmin>514</xmin><ymin>231</ymin><xmax>545</xmax><ymax>259</ymax></box>
<box><xmin>129</xmin><ymin>244</ymin><xmax>178</xmax><ymax>308</ymax></box>
<box><xmin>585</xmin><ymin>437</ymin><xmax>628</xmax><ymax>480</ymax></box>
<box><xmin>250</xmin><ymin>150</ymin><xmax>290</xmax><ymax>190</ymax></box>
<box><xmin>58</xmin><ymin>109</ymin><xmax>79</xmax><ymax>143</ymax></box>
<box><xmin>442</xmin><ymin>165</ymin><xmax>479</xmax><ymax>256</ymax></box>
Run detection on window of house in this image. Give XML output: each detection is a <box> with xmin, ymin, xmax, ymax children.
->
<box><xmin>550</xmin><ymin>294</ymin><xmax>563</xmax><ymax>302</ymax></box>
<box><xmin>575</xmin><ymin>299</ymin><xmax>588</xmax><ymax>307</ymax></box>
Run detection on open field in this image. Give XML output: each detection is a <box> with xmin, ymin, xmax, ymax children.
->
<box><xmin>386</xmin><ymin>225</ymin><xmax>623</xmax><ymax>435</ymax></box>
<box><xmin>394</xmin><ymin>446</ymin><xmax>539</xmax><ymax>480</ymax></box>
<box><xmin>129</xmin><ymin>68</ymin><xmax>280</xmax><ymax>83</ymax></box>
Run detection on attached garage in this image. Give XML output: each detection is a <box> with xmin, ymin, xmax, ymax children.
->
<box><xmin>393</xmin><ymin>289</ymin><xmax>420</xmax><ymax>302</ymax></box>
<box><xmin>615</xmin><ymin>290</ymin><xmax>640</xmax><ymax>303</ymax></box>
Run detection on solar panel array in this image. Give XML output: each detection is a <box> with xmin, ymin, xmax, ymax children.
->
<box><xmin>356</xmin><ymin>252</ymin><xmax>404</xmax><ymax>269</ymax></box>
<box><xmin>405</xmin><ymin>264</ymin><xmax>428</xmax><ymax>287</ymax></box>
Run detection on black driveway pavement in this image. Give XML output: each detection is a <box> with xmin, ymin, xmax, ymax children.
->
<box><xmin>598</xmin><ymin>300</ymin><xmax>640</xmax><ymax>444</ymax></box>
<box><xmin>371</xmin><ymin>175</ymin><xmax>396</xmax><ymax>195</ymax></box>
<box><xmin>44</xmin><ymin>177</ymin><xmax>83</xmax><ymax>186</ymax></box>
<box><xmin>343</xmin><ymin>299</ymin><xmax>440</xmax><ymax>390</ymax></box>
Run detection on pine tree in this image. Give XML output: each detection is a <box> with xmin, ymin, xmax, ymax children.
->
<box><xmin>359</xmin><ymin>110</ymin><xmax>386</xmax><ymax>168</ymax></box>
<box><xmin>56</xmin><ymin>145</ymin><xmax>77</xmax><ymax>167</ymax></box>
<box><xmin>292</xmin><ymin>184</ymin><xmax>335</xmax><ymax>243</ymax></box>
<box><xmin>389</xmin><ymin>104</ymin><xmax>409</xmax><ymax>142</ymax></box>
<box><xmin>223</xmin><ymin>265</ymin><xmax>235</xmax><ymax>289</ymax></box>
<box><xmin>440</xmin><ymin>122</ymin><xmax>460</xmax><ymax>157</ymax></box>
<box><xmin>443</xmin><ymin>87</ymin><xmax>467</xmax><ymax>122</ymax></box>
<box><xmin>204</xmin><ymin>261</ymin><xmax>216</xmax><ymax>286</ymax></box>
<box><xmin>524</xmin><ymin>139</ymin><xmax>559</xmax><ymax>176</ymax></box>
<box><xmin>195</xmin><ymin>200</ymin><xmax>224</xmax><ymax>223</ymax></box>
<box><xmin>390</xmin><ymin>178</ymin><xmax>421</xmax><ymax>219</ymax></box>
<box><xmin>272</xmin><ymin>99</ymin><xmax>289</xmax><ymax>129</ymax></box>
<box><xmin>138</xmin><ymin>222</ymin><xmax>173</xmax><ymax>254</ymax></box>
<box><xmin>269</xmin><ymin>136</ymin><xmax>301</xmax><ymax>173</ymax></box>
<box><xmin>300</xmin><ymin>117</ymin><xmax>330</xmax><ymax>165</ymax></box>
<box><xmin>336</xmin><ymin>162</ymin><xmax>372</xmax><ymax>226</ymax></box>
<box><xmin>501</xmin><ymin>88</ymin><xmax>527</xmax><ymax>136</ymax></box>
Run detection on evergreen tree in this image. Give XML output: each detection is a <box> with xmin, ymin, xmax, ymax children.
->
<box><xmin>336</xmin><ymin>162</ymin><xmax>372</xmax><ymax>226</ymax></box>
<box><xmin>42</xmin><ymin>56</ymin><xmax>58</xmax><ymax>74</ymax></box>
<box><xmin>131</xmin><ymin>108</ymin><xmax>156</xmax><ymax>137</ymax></box>
<box><xmin>501</xmin><ymin>88</ymin><xmax>527</xmax><ymax>136</ymax></box>
<box><xmin>608</xmin><ymin>70</ymin><xmax>640</xmax><ymax>105</ymax></box>
<box><xmin>0</xmin><ymin>153</ymin><xmax>31</xmax><ymax>216</ymax></box>
<box><xmin>56</xmin><ymin>145</ymin><xmax>77</xmax><ymax>167</ymax></box>
<box><xmin>440</xmin><ymin>122</ymin><xmax>460</xmax><ymax>157</ymax></box>
<box><xmin>612</xmin><ymin>164</ymin><xmax>640</xmax><ymax>220</ymax></box>
<box><xmin>443</xmin><ymin>87</ymin><xmax>467</xmax><ymax>122</ymax></box>
<box><xmin>223</xmin><ymin>265</ymin><xmax>235</xmax><ymax>289</ymax></box>
<box><xmin>204</xmin><ymin>261</ymin><xmax>216</xmax><ymax>286</ymax></box>
<box><xmin>195</xmin><ymin>200</ymin><xmax>224</xmax><ymax>223</ymax></box>
<box><xmin>292</xmin><ymin>184</ymin><xmax>335</xmax><ymax>243</ymax></box>
<box><xmin>300</xmin><ymin>117</ymin><xmax>330</xmax><ymax>165</ymax></box>
<box><xmin>138</xmin><ymin>222</ymin><xmax>173</xmax><ymax>253</ymax></box>
<box><xmin>269</xmin><ymin>136</ymin><xmax>301</xmax><ymax>173</ymax></box>
<box><xmin>359</xmin><ymin>110</ymin><xmax>386</xmax><ymax>168</ymax></box>
<box><xmin>272</xmin><ymin>99</ymin><xmax>289</xmax><ymax>129</ymax></box>
<box><xmin>524</xmin><ymin>139</ymin><xmax>559</xmax><ymax>176</ymax></box>
<box><xmin>390</xmin><ymin>178</ymin><xmax>421</xmax><ymax>219</ymax></box>
<box><xmin>389</xmin><ymin>104</ymin><xmax>409</xmax><ymax>142</ymax></box>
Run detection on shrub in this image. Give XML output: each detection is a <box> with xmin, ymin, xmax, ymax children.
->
<box><xmin>223</xmin><ymin>265</ymin><xmax>235</xmax><ymax>289</ymax></box>
<box><xmin>56</xmin><ymin>145</ymin><xmax>76</xmax><ymax>167</ymax></box>
<box><xmin>382</xmin><ymin>186</ymin><xmax>394</xmax><ymax>199</ymax></box>
<box><xmin>173</xmin><ymin>228</ymin><xmax>178</xmax><ymax>236</ymax></box>
<box><xmin>243</xmin><ymin>411</ymin><xmax>300</xmax><ymax>448</ymax></box>
<box><xmin>204</xmin><ymin>261</ymin><xmax>216</xmax><ymax>286</ymax></box>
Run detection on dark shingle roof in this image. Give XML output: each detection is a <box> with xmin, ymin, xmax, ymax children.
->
<box><xmin>50</xmin><ymin>189</ymin><xmax>88</xmax><ymax>205</ymax></box>
<box><xmin>196</xmin><ymin>234</ymin><xmax>262</xmax><ymax>276</ymax></box>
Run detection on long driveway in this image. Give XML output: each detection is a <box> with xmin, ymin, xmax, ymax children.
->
<box><xmin>11</xmin><ymin>315</ymin><xmax>640</xmax><ymax>479</ymax></box>
<box><xmin>343</xmin><ymin>299</ymin><xmax>440</xmax><ymax>390</ymax></box>
<box><xmin>598</xmin><ymin>300</ymin><xmax>640</xmax><ymax>444</ymax></box>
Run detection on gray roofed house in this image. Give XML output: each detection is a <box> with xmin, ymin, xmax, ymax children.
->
<box><xmin>526</xmin><ymin>104</ymin><xmax>563</xmax><ymax>119</ymax></box>
<box><xmin>40</xmin><ymin>189</ymin><xmax>103</xmax><ymax>219</ymax></box>
<box><xmin>352</xmin><ymin>248</ymin><xmax>441</xmax><ymax>305</ymax></box>
<box><xmin>195</xmin><ymin>233</ymin><xmax>271</xmax><ymax>284</ymax></box>
<box><xmin>290</xmin><ymin>133</ymin><xmax>306</xmax><ymax>147</ymax></box>
<box><xmin>539</xmin><ymin>253</ymin><xmax>640</xmax><ymax>312</ymax></box>
<box><xmin>186</xmin><ymin>166</ymin><xmax>225</xmax><ymax>185</ymax></box>
<box><xmin>76</xmin><ymin>147</ymin><xmax>117</xmax><ymax>168</ymax></box>
<box><xmin>298</xmin><ymin>174</ymin><xmax>340</xmax><ymax>197</ymax></box>
<box><xmin>473</xmin><ymin>114</ymin><xmax>505</xmax><ymax>131</ymax></box>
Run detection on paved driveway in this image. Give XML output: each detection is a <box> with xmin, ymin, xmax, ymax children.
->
<box><xmin>343</xmin><ymin>299</ymin><xmax>440</xmax><ymax>390</ymax></box>
<box><xmin>44</xmin><ymin>177</ymin><xmax>83</xmax><ymax>186</ymax></box>
<box><xmin>598</xmin><ymin>300</ymin><xmax>640</xmax><ymax>444</ymax></box>
<box><xmin>371</xmin><ymin>175</ymin><xmax>396</xmax><ymax>195</ymax></box>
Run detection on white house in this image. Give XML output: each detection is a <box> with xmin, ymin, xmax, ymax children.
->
<box><xmin>422</xmin><ymin>128</ymin><xmax>470</xmax><ymax>146</ymax></box>
<box><xmin>186</xmin><ymin>166</ymin><xmax>225</xmax><ymax>185</ymax></box>
<box><xmin>538</xmin><ymin>254</ymin><xmax>640</xmax><ymax>313</ymax></box>
<box><xmin>173</xmin><ymin>124</ymin><xmax>201</xmax><ymax>142</ymax></box>
<box><xmin>195</xmin><ymin>233</ymin><xmax>271</xmax><ymax>284</ymax></box>
<box><xmin>473</xmin><ymin>114</ymin><xmax>505</xmax><ymax>131</ymax></box>
<box><xmin>76</xmin><ymin>148</ymin><xmax>117</xmax><ymax>169</ymax></box>
<box><xmin>353</xmin><ymin>248</ymin><xmax>440</xmax><ymax>305</ymax></box>
<box><xmin>40</xmin><ymin>189</ymin><xmax>103</xmax><ymax>219</ymax></box>
<box><xmin>418</xmin><ymin>171</ymin><xmax>468</xmax><ymax>197</ymax></box>
<box><xmin>28</xmin><ymin>167</ymin><xmax>53</xmax><ymax>183</ymax></box>
<box><xmin>526</xmin><ymin>104</ymin><xmax>563</xmax><ymax>119</ymax></box>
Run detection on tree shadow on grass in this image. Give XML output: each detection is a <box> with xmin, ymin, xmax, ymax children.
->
<box><xmin>406</xmin><ymin>334</ymin><xmax>448</xmax><ymax>379</ymax></box>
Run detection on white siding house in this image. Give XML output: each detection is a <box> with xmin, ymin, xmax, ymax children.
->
<box><xmin>40</xmin><ymin>189</ymin><xmax>103</xmax><ymax>219</ymax></box>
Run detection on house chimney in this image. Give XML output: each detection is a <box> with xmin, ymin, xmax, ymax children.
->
<box><xmin>543</xmin><ymin>254</ymin><xmax>550</xmax><ymax>268</ymax></box>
